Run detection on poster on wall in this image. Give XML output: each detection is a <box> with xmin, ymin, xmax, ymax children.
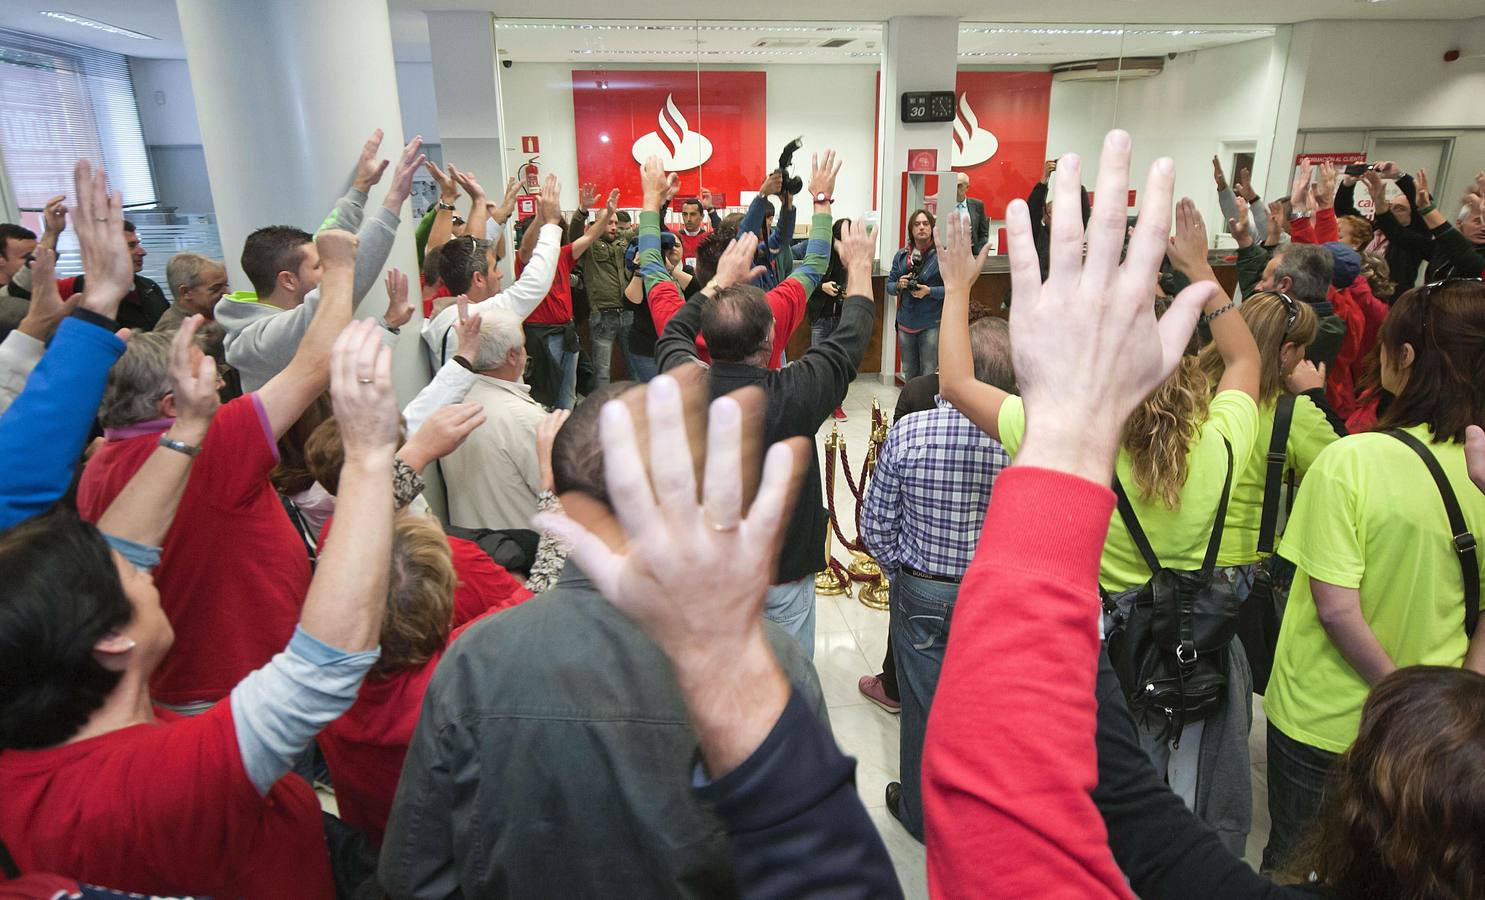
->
<box><xmin>571</xmin><ymin>70</ymin><xmax>767</xmax><ymax>209</ymax></box>
<box><xmin>951</xmin><ymin>71</ymin><xmax>1052</xmax><ymax>219</ymax></box>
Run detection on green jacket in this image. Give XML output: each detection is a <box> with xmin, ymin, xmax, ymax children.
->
<box><xmin>583</xmin><ymin>231</ymin><xmax>632</xmax><ymax>311</ymax></box>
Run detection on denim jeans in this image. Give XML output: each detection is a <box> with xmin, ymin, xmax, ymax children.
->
<box><xmin>589</xmin><ymin>308</ymin><xmax>635</xmax><ymax>386</ymax></box>
<box><xmin>897</xmin><ymin>326</ymin><xmax>940</xmax><ymax>381</ymax></box>
<box><xmin>544</xmin><ymin>331</ymin><xmax>579</xmax><ymax>410</ymax></box>
<box><xmin>889</xmin><ymin>571</ymin><xmax>959</xmax><ymax>841</ymax></box>
<box><xmin>811</xmin><ymin>317</ymin><xmax>838</xmax><ymax>347</ymax></box>
<box><xmin>1263</xmin><ymin>721</ymin><xmax>1340</xmax><ymax>873</ymax></box>
<box><xmin>627</xmin><ymin>353</ymin><xmax>658</xmax><ymax>383</ymax></box>
<box><xmin>764</xmin><ymin>574</ymin><xmax>817</xmax><ymax>660</ymax></box>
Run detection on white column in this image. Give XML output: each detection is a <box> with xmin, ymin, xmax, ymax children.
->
<box><xmin>176</xmin><ymin>0</ymin><xmax>424</xmax><ymax>400</ymax></box>
<box><xmin>876</xmin><ymin>16</ymin><xmax>959</xmax><ymax>381</ymax></box>
<box><xmin>1258</xmin><ymin>24</ymin><xmax>1314</xmax><ymax>204</ymax></box>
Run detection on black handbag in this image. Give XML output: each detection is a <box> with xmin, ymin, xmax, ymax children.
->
<box><xmin>1104</xmin><ymin>438</ymin><xmax>1239</xmax><ymax>743</ymax></box>
<box><xmin>1384</xmin><ymin>429</ymin><xmax>1479</xmax><ymax>638</ymax></box>
<box><xmin>1236</xmin><ymin>394</ymin><xmax>1296</xmax><ymax>695</ymax></box>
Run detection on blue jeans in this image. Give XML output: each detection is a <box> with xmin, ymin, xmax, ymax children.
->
<box><xmin>627</xmin><ymin>353</ymin><xmax>658</xmax><ymax>383</ymax></box>
<box><xmin>811</xmin><ymin>317</ymin><xmax>838</xmax><ymax>347</ymax></box>
<box><xmin>764</xmin><ymin>574</ymin><xmax>817</xmax><ymax>660</ymax></box>
<box><xmin>897</xmin><ymin>326</ymin><xmax>940</xmax><ymax>381</ymax></box>
<box><xmin>544</xmin><ymin>331</ymin><xmax>578</xmax><ymax>410</ymax></box>
<box><xmin>1263</xmin><ymin>721</ymin><xmax>1339</xmax><ymax>873</ymax></box>
<box><xmin>889</xmin><ymin>570</ymin><xmax>959</xmax><ymax>841</ymax></box>
<box><xmin>589</xmin><ymin>308</ymin><xmax>636</xmax><ymax>386</ymax></box>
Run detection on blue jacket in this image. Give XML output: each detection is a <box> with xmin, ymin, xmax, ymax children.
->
<box><xmin>885</xmin><ymin>245</ymin><xmax>945</xmax><ymax>331</ymax></box>
<box><xmin>0</xmin><ymin>312</ymin><xmax>126</xmax><ymax>529</ymax></box>
<box><xmin>737</xmin><ymin>195</ymin><xmax>797</xmax><ymax>291</ymax></box>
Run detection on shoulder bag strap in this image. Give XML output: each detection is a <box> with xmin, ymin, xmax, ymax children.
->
<box><xmin>1258</xmin><ymin>395</ymin><xmax>1296</xmax><ymax>555</ymax></box>
<box><xmin>1201</xmin><ymin>437</ymin><xmax>1235</xmax><ymax>574</ymax></box>
<box><xmin>1112</xmin><ymin>477</ymin><xmax>1163</xmax><ymax>574</ymax></box>
<box><xmin>1384</xmin><ymin>429</ymin><xmax>1480</xmax><ymax>638</ymax></box>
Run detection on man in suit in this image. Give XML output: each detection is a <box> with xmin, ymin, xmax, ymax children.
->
<box><xmin>955</xmin><ymin>173</ymin><xmax>989</xmax><ymax>256</ymax></box>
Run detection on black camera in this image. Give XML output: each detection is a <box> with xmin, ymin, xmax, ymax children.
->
<box><xmin>905</xmin><ymin>248</ymin><xmax>924</xmax><ymax>292</ymax></box>
<box><xmin>777</xmin><ymin>136</ymin><xmax>804</xmax><ymax>195</ymax></box>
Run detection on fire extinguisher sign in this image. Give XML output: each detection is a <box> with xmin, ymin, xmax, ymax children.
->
<box><xmin>521</xmin><ymin>136</ymin><xmax>540</xmax><ymax>154</ymax></box>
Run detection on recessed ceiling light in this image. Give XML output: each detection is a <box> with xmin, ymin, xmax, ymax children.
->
<box><xmin>39</xmin><ymin>10</ymin><xmax>157</xmax><ymax>40</ymax></box>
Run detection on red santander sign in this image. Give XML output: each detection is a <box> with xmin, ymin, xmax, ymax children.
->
<box><xmin>951</xmin><ymin>71</ymin><xmax>1052</xmax><ymax>219</ymax></box>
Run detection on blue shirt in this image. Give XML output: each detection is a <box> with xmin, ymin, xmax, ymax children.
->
<box><xmin>861</xmin><ymin>396</ymin><xmax>1009</xmax><ymax>580</ymax></box>
<box><xmin>884</xmin><ymin>246</ymin><xmax>946</xmax><ymax>331</ymax></box>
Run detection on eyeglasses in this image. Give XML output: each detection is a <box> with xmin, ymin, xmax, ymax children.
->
<box><xmin>1274</xmin><ymin>291</ymin><xmax>1298</xmax><ymax>334</ymax></box>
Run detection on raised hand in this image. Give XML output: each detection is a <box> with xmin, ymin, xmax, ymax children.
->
<box><xmin>536</xmin><ymin>408</ymin><xmax>571</xmax><ymax>493</ymax></box>
<box><xmin>1415</xmin><ymin>168</ymin><xmax>1433</xmax><ymax>208</ymax></box>
<box><xmin>452</xmin><ymin>166</ymin><xmax>486</xmax><ymax>202</ymax></box>
<box><xmin>494</xmin><ymin>176</ymin><xmax>521</xmax><ymax>223</ymax></box>
<box><xmin>532</xmin><ymin>373</ymin><xmax>807</xmax><ymax>775</ymax></box>
<box><xmin>1166</xmin><ymin>197</ymin><xmax>1213</xmax><ymax>278</ymax></box>
<box><xmin>807</xmin><ymin>150</ymin><xmax>842</xmax><ymax>200</ymax></box>
<box><xmin>935</xmin><ymin>211</ymin><xmax>992</xmax><ymax>293</ymax></box>
<box><xmin>1043</xmin><ymin>159</ymin><xmax>1058</xmax><ymax>182</ymax></box>
<box><xmin>1312</xmin><ymin>161</ymin><xmax>1338</xmax><ymax>210</ymax></box>
<box><xmin>17</xmin><ymin>247</ymin><xmax>80</xmax><ymax>341</ymax></box>
<box><xmin>640</xmin><ymin>155</ymin><xmax>679</xmax><ymax>211</ymax></box>
<box><xmin>401</xmin><ymin>402</ymin><xmax>486</xmax><ymax>471</ymax></box>
<box><xmin>1235</xmin><ymin>167</ymin><xmax>1259</xmax><ymax>202</ymax></box>
<box><xmin>700</xmin><ymin>187</ymin><xmax>715</xmax><ymax>211</ymax></box>
<box><xmin>71</xmin><ymin>159</ymin><xmax>132</xmax><ymax>319</ymax></box>
<box><xmin>329</xmin><ymin>319</ymin><xmax>400</xmax><ymax>462</ymax></box>
<box><xmin>1362</xmin><ymin>170</ymin><xmax>1388</xmax><ymax>209</ymax></box>
<box><xmin>707</xmin><ymin>233</ymin><xmax>766</xmax><ymax>291</ymax></box>
<box><xmin>352</xmin><ymin>129</ymin><xmax>389</xmax><ymax>193</ymax></box>
<box><xmin>1267</xmin><ymin>200</ymin><xmax>1287</xmax><ymax>238</ymax></box>
<box><xmin>1004</xmin><ymin>131</ymin><xmax>1219</xmax><ymax>483</ymax></box>
<box><xmin>40</xmin><ymin>195</ymin><xmax>68</xmax><ymax>237</ymax></box>
<box><xmin>579</xmin><ymin>182</ymin><xmax>599</xmax><ymax>210</ymax></box>
<box><xmin>382</xmin><ymin>136</ymin><xmax>427</xmax><ymax>212</ymax></box>
<box><xmin>1212</xmin><ymin>155</ymin><xmax>1228</xmax><ymax>192</ymax></box>
<box><xmin>605</xmin><ymin>187</ymin><xmax>621</xmax><ymax>215</ymax></box>
<box><xmin>1289</xmin><ymin>159</ymin><xmax>1313</xmax><ymax>215</ymax></box>
<box><xmin>759</xmin><ymin>170</ymin><xmax>784</xmax><ymax>197</ymax></box>
<box><xmin>538</xmin><ymin>174</ymin><xmax>564</xmax><ymax>225</ymax></box>
<box><xmin>1286</xmin><ymin>359</ymin><xmax>1326</xmax><ymax>394</ymax></box>
<box><xmin>1229</xmin><ymin>195</ymin><xmax>1253</xmax><ymax>247</ymax></box>
<box><xmin>168</xmin><ymin>315</ymin><xmax>222</xmax><ymax>442</ymax></box>
<box><xmin>1373</xmin><ymin>160</ymin><xmax>1402</xmax><ymax>180</ymax></box>
<box><xmin>315</xmin><ymin>228</ymin><xmax>359</xmax><ymax>270</ymax></box>
<box><xmin>425</xmin><ymin>160</ymin><xmax>458</xmax><ymax>204</ymax></box>
<box><xmin>454</xmin><ymin>297</ymin><xmax>481</xmax><ymax>362</ymax></box>
<box><xmin>383</xmin><ymin>267</ymin><xmax>413</xmax><ymax>329</ymax></box>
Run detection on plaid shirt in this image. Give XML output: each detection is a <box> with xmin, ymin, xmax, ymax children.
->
<box><xmin>861</xmin><ymin>396</ymin><xmax>1009</xmax><ymax>580</ymax></box>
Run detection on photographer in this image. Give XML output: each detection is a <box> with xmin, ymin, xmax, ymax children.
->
<box><xmin>886</xmin><ymin>208</ymin><xmax>945</xmax><ymax>380</ymax></box>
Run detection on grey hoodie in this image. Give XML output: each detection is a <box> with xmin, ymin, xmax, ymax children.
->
<box><xmin>216</xmin><ymin>188</ymin><xmax>400</xmax><ymax>391</ymax></box>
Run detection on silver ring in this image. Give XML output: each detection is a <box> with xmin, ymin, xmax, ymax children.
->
<box><xmin>357</xmin><ymin>377</ymin><xmax>374</xmax><ymax>384</ymax></box>
<box><xmin>706</xmin><ymin>515</ymin><xmax>739</xmax><ymax>533</ymax></box>
<box><xmin>94</xmin><ymin>216</ymin><xmax>108</xmax><ymax>222</ymax></box>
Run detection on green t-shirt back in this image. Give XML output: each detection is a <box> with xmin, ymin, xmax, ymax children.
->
<box><xmin>1266</xmin><ymin>424</ymin><xmax>1485</xmax><ymax>753</ymax></box>
<box><xmin>998</xmin><ymin>390</ymin><xmax>1259</xmax><ymax>591</ymax></box>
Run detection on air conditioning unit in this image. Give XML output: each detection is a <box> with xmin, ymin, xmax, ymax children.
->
<box><xmin>1052</xmin><ymin>56</ymin><xmax>1164</xmax><ymax>82</ymax></box>
<box><xmin>751</xmin><ymin>38</ymin><xmax>813</xmax><ymax>48</ymax></box>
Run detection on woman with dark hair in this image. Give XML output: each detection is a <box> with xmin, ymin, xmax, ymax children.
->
<box><xmin>886</xmin><ymin>208</ymin><xmax>946</xmax><ymax>380</ymax></box>
<box><xmin>1263</xmin><ymin>278</ymin><xmax>1485</xmax><ymax>874</ymax></box>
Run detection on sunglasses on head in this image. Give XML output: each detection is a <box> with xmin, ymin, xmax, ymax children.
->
<box><xmin>1274</xmin><ymin>291</ymin><xmax>1298</xmax><ymax>334</ymax></box>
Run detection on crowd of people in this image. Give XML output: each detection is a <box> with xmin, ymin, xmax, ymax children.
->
<box><xmin>0</xmin><ymin>114</ymin><xmax>1481</xmax><ymax>900</ymax></box>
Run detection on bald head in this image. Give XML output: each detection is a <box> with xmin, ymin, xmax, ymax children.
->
<box><xmin>957</xmin><ymin>172</ymin><xmax>969</xmax><ymax>202</ymax></box>
<box><xmin>700</xmin><ymin>285</ymin><xmax>774</xmax><ymax>365</ymax></box>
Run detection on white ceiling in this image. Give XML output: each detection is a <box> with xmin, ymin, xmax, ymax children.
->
<box><xmin>0</xmin><ymin>0</ymin><xmax>1480</xmax><ymax>62</ymax></box>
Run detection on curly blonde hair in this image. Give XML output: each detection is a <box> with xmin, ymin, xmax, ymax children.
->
<box><xmin>1121</xmin><ymin>355</ymin><xmax>1211</xmax><ymax>509</ymax></box>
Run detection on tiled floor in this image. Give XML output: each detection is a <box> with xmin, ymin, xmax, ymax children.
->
<box><xmin>815</xmin><ymin>378</ymin><xmax>1272</xmax><ymax>894</ymax></box>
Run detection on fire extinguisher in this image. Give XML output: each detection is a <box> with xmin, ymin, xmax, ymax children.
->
<box><xmin>515</xmin><ymin>156</ymin><xmax>540</xmax><ymax>222</ymax></box>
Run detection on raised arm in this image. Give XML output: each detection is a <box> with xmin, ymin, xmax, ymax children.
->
<box><xmin>95</xmin><ymin>318</ymin><xmax>220</xmax><ymax>547</ymax></box>
<box><xmin>517</xmin><ymin>178</ymin><xmax>563</xmax><ymax>267</ymax></box>
<box><xmin>422</xmin><ymin>161</ymin><xmax>460</xmax><ymax>254</ymax></box>
<box><xmin>255</xmin><ymin>229</ymin><xmax>358</xmax><ymax>438</ymax></box>
<box><xmin>935</xmin><ymin>213</ymin><xmax>1004</xmax><ymax>439</ymax></box>
<box><xmin>571</xmin><ymin>188</ymin><xmax>618</xmax><ymax>261</ymax></box>
<box><xmin>1166</xmin><ymin>198</ymin><xmax>1260</xmax><ymax>401</ymax></box>
<box><xmin>739</xmin><ymin>172</ymin><xmax>783</xmax><ymax>239</ymax></box>
<box><xmin>783</xmin><ymin>151</ymin><xmax>841</xmax><ymax>296</ymax></box>
<box><xmin>1416</xmin><ymin>170</ymin><xmax>1485</xmax><ymax>277</ymax></box>
<box><xmin>452</xmin><ymin>166</ymin><xmax>490</xmax><ymax>245</ymax></box>
<box><xmin>351</xmin><ymin>136</ymin><xmax>423</xmax><ymax>308</ymax></box>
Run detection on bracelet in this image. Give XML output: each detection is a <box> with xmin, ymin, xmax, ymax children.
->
<box><xmin>1201</xmin><ymin>301</ymin><xmax>1236</xmax><ymax>325</ymax></box>
<box><xmin>1418</xmin><ymin>203</ymin><xmax>1437</xmax><ymax>216</ymax></box>
<box><xmin>436</xmin><ymin>201</ymin><xmax>457</xmax><ymax>211</ymax></box>
<box><xmin>158</xmin><ymin>434</ymin><xmax>202</xmax><ymax>457</ymax></box>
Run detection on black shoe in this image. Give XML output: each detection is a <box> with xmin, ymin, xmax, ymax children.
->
<box><xmin>885</xmin><ymin>782</ymin><xmax>903</xmax><ymax>824</ymax></box>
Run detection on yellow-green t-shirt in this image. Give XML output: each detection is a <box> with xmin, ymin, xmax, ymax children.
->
<box><xmin>997</xmin><ymin>390</ymin><xmax>1260</xmax><ymax>592</ymax></box>
<box><xmin>1265</xmin><ymin>424</ymin><xmax>1485</xmax><ymax>753</ymax></box>
<box><xmin>1217</xmin><ymin>392</ymin><xmax>1347</xmax><ymax>567</ymax></box>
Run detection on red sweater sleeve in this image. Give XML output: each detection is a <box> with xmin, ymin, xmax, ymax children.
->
<box><xmin>923</xmin><ymin>466</ymin><xmax>1131</xmax><ymax>900</ymax></box>
<box><xmin>1288</xmin><ymin>216</ymin><xmax>1316</xmax><ymax>245</ymax></box>
<box><xmin>1314</xmin><ymin>207</ymin><xmax>1339</xmax><ymax>244</ymax></box>
<box><xmin>765</xmin><ymin>280</ymin><xmax>807</xmax><ymax>370</ymax></box>
<box><xmin>56</xmin><ymin>276</ymin><xmax>79</xmax><ymax>300</ymax></box>
<box><xmin>647</xmin><ymin>280</ymin><xmax>685</xmax><ymax>337</ymax></box>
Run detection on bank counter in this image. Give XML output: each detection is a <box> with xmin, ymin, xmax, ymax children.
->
<box><xmin>783</xmin><ymin>253</ymin><xmax>1242</xmax><ymax>376</ymax></box>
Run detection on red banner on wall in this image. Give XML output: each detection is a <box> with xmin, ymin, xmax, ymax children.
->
<box><xmin>572</xmin><ymin>70</ymin><xmax>767</xmax><ymax>208</ymax></box>
<box><xmin>951</xmin><ymin>71</ymin><xmax>1052</xmax><ymax>219</ymax></box>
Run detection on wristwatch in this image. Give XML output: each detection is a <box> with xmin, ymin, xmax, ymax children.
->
<box><xmin>158</xmin><ymin>434</ymin><xmax>202</xmax><ymax>457</ymax></box>
<box><xmin>813</xmin><ymin>192</ymin><xmax>833</xmax><ymax>204</ymax></box>
<box><xmin>436</xmin><ymin>201</ymin><xmax>457</xmax><ymax>211</ymax></box>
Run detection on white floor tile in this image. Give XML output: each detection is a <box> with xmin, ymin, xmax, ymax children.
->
<box><xmin>830</xmin><ymin>704</ymin><xmax>901</xmax><ymax>809</ymax></box>
<box><xmin>815</xmin><ymin>630</ymin><xmax>874</xmax><ymax>709</ymax></box>
<box><xmin>867</xmin><ymin>805</ymin><xmax>929</xmax><ymax>899</ymax></box>
<box><xmin>854</xmin><ymin>624</ymin><xmax>891</xmax><ymax>668</ymax></box>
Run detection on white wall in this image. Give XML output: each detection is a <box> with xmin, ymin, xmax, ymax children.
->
<box><xmin>130</xmin><ymin>57</ymin><xmax>202</xmax><ymax>146</ymax></box>
<box><xmin>1042</xmin><ymin>36</ymin><xmax>1284</xmax><ymax>237</ymax></box>
<box><xmin>495</xmin><ymin>62</ymin><xmax>879</xmax><ymax>216</ymax></box>
<box><xmin>395</xmin><ymin>61</ymin><xmax>442</xmax><ymax>148</ymax></box>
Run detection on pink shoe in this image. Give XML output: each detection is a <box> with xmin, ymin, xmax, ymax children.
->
<box><xmin>832</xmin><ymin>406</ymin><xmax>848</xmax><ymax>421</ymax></box>
<box><xmin>858</xmin><ymin>675</ymin><xmax>901</xmax><ymax>713</ymax></box>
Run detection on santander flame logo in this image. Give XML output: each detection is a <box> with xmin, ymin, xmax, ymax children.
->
<box><xmin>631</xmin><ymin>94</ymin><xmax>714</xmax><ymax>172</ymax></box>
<box><xmin>951</xmin><ymin>93</ymin><xmax>999</xmax><ymax>168</ymax></box>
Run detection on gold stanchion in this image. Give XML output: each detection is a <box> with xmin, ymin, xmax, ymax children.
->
<box><xmin>817</xmin><ymin>402</ymin><xmax>895</xmax><ymax>612</ymax></box>
<box><xmin>815</xmin><ymin>528</ymin><xmax>849</xmax><ymax>596</ymax></box>
<box><xmin>858</xmin><ymin>573</ymin><xmax>890</xmax><ymax>610</ymax></box>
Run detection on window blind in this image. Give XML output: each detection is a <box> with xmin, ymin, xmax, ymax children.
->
<box><xmin>0</xmin><ymin>27</ymin><xmax>156</xmax><ymax>213</ymax></box>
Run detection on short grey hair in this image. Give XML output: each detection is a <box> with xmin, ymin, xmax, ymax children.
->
<box><xmin>1271</xmin><ymin>243</ymin><xmax>1334</xmax><ymax>304</ymax></box>
<box><xmin>164</xmin><ymin>252</ymin><xmax>222</xmax><ymax>302</ymax></box>
<box><xmin>970</xmin><ymin>317</ymin><xmax>1015</xmax><ymax>392</ymax></box>
<box><xmin>98</xmin><ymin>331</ymin><xmax>174</xmax><ymax>428</ymax></box>
<box><xmin>472</xmin><ymin>308</ymin><xmax>526</xmax><ymax>370</ymax></box>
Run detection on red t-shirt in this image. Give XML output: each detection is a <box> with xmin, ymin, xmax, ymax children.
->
<box><xmin>421</xmin><ymin>279</ymin><xmax>452</xmax><ymax>318</ymax></box>
<box><xmin>647</xmin><ymin>277</ymin><xmax>807</xmax><ymax>370</ymax></box>
<box><xmin>524</xmin><ymin>244</ymin><xmax>577</xmax><ymax>326</ymax></box>
<box><xmin>671</xmin><ymin>225</ymin><xmax>711</xmax><ymax>266</ymax></box>
<box><xmin>76</xmin><ymin>395</ymin><xmax>309</xmax><ymax>706</ymax></box>
<box><xmin>0</xmin><ymin>701</ymin><xmax>333</xmax><ymax>898</ymax></box>
<box><xmin>316</xmin><ymin>540</ymin><xmax>529</xmax><ymax>845</ymax></box>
